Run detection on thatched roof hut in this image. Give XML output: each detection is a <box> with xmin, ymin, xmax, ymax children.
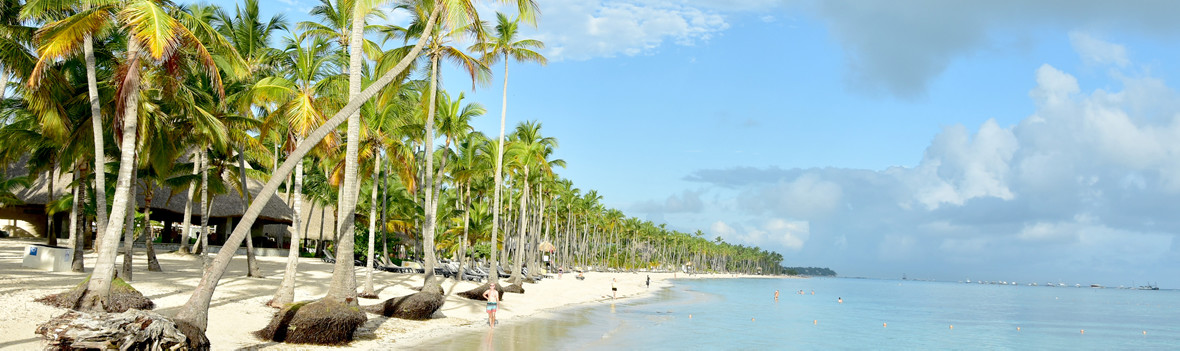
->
<box><xmin>1</xmin><ymin>158</ymin><xmax>293</xmax><ymax>238</ymax></box>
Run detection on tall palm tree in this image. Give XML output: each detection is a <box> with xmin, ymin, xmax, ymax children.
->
<box><xmin>505</xmin><ymin>121</ymin><xmax>561</xmax><ymax>285</ymax></box>
<box><xmin>468</xmin><ymin>11</ymin><xmax>544</xmax><ymax>287</ymax></box>
<box><xmin>37</xmin><ymin>0</ymin><xmax>229</xmax><ymax>311</ymax></box>
<box><xmin>172</xmin><ymin>0</ymin><xmax>454</xmax><ymax>338</ymax></box>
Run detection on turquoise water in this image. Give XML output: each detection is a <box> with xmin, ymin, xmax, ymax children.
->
<box><xmin>422</xmin><ymin>278</ymin><xmax>1179</xmax><ymax>350</ymax></box>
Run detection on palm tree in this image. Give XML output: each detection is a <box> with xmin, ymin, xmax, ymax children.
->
<box><xmin>505</xmin><ymin>121</ymin><xmax>562</xmax><ymax>285</ymax></box>
<box><xmin>171</xmin><ymin>0</ymin><xmax>454</xmax><ymax>339</ymax></box>
<box><xmin>36</xmin><ymin>0</ymin><xmax>229</xmax><ymax>311</ymax></box>
<box><xmin>468</xmin><ymin>11</ymin><xmax>544</xmax><ymax>287</ymax></box>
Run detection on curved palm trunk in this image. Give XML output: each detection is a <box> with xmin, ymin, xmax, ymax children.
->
<box><xmin>173</xmin><ymin>5</ymin><xmax>440</xmax><ymax>332</ymax></box>
<box><xmin>363</xmin><ymin>153</ymin><xmax>382</xmax><ymax>296</ymax></box>
<box><xmin>269</xmin><ymin>145</ymin><xmax>303</xmax><ymax>307</ymax></box>
<box><xmin>421</xmin><ymin>55</ymin><xmax>440</xmax><ymax>287</ymax></box>
<box><xmin>86</xmin><ymin>38</ymin><xmax>142</xmax><ymax>306</ymax></box>
<box><xmin>85</xmin><ymin>32</ymin><xmax>109</xmax><ymax>249</ymax></box>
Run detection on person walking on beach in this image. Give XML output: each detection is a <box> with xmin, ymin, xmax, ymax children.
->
<box><xmin>612</xmin><ymin>278</ymin><xmax>618</xmax><ymax>299</ymax></box>
<box><xmin>483</xmin><ymin>285</ymin><xmax>500</xmax><ymax>327</ymax></box>
<box><xmin>559</xmin><ymin>267</ymin><xmax>564</xmax><ymax>279</ymax></box>
<box><xmin>646</xmin><ymin>275</ymin><xmax>651</xmax><ymax>288</ymax></box>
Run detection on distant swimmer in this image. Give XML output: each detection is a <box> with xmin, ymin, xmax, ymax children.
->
<box><xmin>775</xmin><ymin>290</ymin><xmax>780</xmax><ymax>301</ymax></box>
<box><xmin>811</xmin><ymin>290</ymin><xmax>815</xmax><ymax>295</ymax></box>
<box><xmin>838</xmin><ymin>297</ymin><xmax>843</xmax><ymax>303</ymax></box>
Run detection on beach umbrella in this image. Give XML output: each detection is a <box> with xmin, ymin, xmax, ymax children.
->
<box><xmin>538</xmin><ymin>241</ymin><xmax>555</xmax><ymax>252</ymax></box>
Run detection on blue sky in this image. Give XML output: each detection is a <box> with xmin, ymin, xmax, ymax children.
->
<box><xmin>225</xmin><ymin>0</ymin><xmax>1180</xmax><ymax>288</ymax></box>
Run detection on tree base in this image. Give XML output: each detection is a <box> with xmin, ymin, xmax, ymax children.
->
<box><xmin>36</xmin><ymin>276</ymin><xmax>155</xmax><ymax>313</ymax></box>
<box><xmin>458</xmin><ymin>282</ymin><xmax>506</xmax><ymax>301</ymax></box>
<box><xmin>36</xmin><ymin>309</ymin><xmax>202</xmax><ymax>350</ymax></box>
<box><xmin>254</xmin><ymin>298</ymin><xmax>366</xmax><ymax>345</ymax></box>
<box><xmin>358</xmin><ymin>292</ymin><xmax>380</xmax><ymax>299</ymax></box>
<box><xmin>362</xmin><ymin>285</ymin><xmax>445</xmax><ymax>320</ymax></box>
<box><xmin>502</xmin><ymin>283</ymin><xmax>525</xmax><ymax>294</ymax></box>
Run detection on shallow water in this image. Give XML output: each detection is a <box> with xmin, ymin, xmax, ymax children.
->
<box><xmin>418</xmin><ymin>277</ymin><xmax>1180</xmax><ymax>350</ymax></box>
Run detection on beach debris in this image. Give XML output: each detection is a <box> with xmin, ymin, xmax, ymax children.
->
<box><xmin>362</xmin><ymin>284</ymin><xmax>446</xmax><ymax>320</ymax></box>
<box><xmin>36</xmin><ymin>309</ymin><xmax>204</xmax><ymax>350</ymax></box>
<box><xmin>255</xmin><ymin>298</ymin><xmax>367</xmax><ymax>344</ymax></box>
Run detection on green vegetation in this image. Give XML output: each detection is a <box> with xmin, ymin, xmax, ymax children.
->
<box><xmin>785</xmin><ymin>267</ymin><xmax>837</xmax><ymax>277</ymax></box>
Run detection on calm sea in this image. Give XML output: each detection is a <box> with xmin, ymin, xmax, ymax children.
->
<box><xmin>418</xmin><ymin>277</ymin><xmax>1179</xmax><ymax>350</ymax></box>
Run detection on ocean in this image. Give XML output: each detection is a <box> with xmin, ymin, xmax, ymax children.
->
<box><xmin>419</xmin><ymin>277</ymin><xmax>1179</xmax><ymax>350</ymax></box>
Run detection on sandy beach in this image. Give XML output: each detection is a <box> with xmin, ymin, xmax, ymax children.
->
<box><xmin>0</xmin><ymin>238</ymin><xmax>769</xmax><ymax>350</ymax></box>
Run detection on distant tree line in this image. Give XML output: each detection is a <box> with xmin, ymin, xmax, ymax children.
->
<box><xmin>784</xmin><ymin>267</ymin><xmax>837</xmax><ymax>276</ymax></box>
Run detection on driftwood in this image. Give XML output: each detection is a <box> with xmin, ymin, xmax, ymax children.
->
<box><xmin>36</xmin><ymin>309</ymin><xmax>196</xmax><ymax>350</ymax></box>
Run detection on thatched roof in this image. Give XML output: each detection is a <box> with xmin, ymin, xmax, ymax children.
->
<box><xmin>5</xmin><ymin>158</ymin><xmax>293</xmax><ymax>225</ymax></box>
<box><xmin>277</xmin><ymin>192</ymin><xmax>336</xmax><ymax>241</ymax></box>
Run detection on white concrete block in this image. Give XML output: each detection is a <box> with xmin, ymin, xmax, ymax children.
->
<box><xmin>21</xmin><ymin>245</ymin><xmax>72</xmax><ymax>272</ymax></box>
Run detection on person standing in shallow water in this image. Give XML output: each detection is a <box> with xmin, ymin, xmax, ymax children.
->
<box><xmin>483</xmin><ymin>285</ymin><xmax>499</xmax><ymax>327</ymax></box>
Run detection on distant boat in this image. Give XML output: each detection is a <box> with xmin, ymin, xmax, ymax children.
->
<box><xmin>1090</xmin><ymin>284</ymin><xmax>1102</xmax><ymax>288</ymax></box>
<box><xmin>1139</xmin><ymin>282</ymin><xmax>1160</xmax><ymax>290</ymax></box>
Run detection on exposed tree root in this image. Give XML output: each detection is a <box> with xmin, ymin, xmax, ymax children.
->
<box><xmin>36</xmin><ymin>276</ymin><xmax>155</xmax><ymax>313</ymax></box>
<box><xmin>254</xmin><ymin>298</ymin><xmax>366</xmax><ymax>345</ymax></box>
<box><xmin>362</xmin><ymin>285</ymin><xmax>445</xmax><ymax>320</ymax></box>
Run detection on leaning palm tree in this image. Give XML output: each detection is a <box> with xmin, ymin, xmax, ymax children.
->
<box><xmin>468</xmin><ymin>11</ymin><xmax>545</xmax><ymax>288</ymax></box>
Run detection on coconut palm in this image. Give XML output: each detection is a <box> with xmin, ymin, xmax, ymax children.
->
<box><xmin>504</xmin><ymin>121</ymin><xmax>562</xmax><ymax>285</ymax></box>
<box><xmin>467</xmin><ymin>10</ymin><xmax>544</xmax><ymax>287</ymax></box>
<box><xmin>30</xmin><ymin>0</ymin><xmax>230</xmax><ymax>311</ymax></box>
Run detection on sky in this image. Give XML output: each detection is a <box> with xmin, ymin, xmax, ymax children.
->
<box><xmin>220</xmin><ymin>0</ymin><xmax>1180</xmax><ymax>288</ymax></box>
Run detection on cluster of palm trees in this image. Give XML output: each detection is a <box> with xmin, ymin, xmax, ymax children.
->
<box><xmin>0</xmin><ymin>0</ymin><xmax>787</xmax><ymax>345</ymax></box>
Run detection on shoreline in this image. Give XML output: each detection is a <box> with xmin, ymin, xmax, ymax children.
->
<box><xmin>0</xmin><ymin>238</ymin><xmax>793</xmax><ymax>349</ymax></box>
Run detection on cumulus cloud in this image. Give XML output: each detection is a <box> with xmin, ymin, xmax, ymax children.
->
<box><xmin>686</xmin><ymin>59</ymin><xmax>1180</xmax><ymax>285</ymax></box>
<box><xmin>521</xmin><ymin>0</ymin><xmax>728</xmax><ymax>61</ymax></box>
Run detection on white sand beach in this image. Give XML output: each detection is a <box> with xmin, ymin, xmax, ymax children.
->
<box><xmin>0</xmin><ymin>238</ymin><xmax>770</xmax><ymax>350</ymax></box>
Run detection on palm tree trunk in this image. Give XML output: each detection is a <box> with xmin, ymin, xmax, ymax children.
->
<box><xmin>199</xmin><ymin>148</ymin><xmax>211</xmax><ymax>262</ymax></box>
<box><xmin>120</xmin><ymin>162</ymin><xmax>138</xmax><ymax>281</ymax></box>
<box><xmin>269</xmin><ymin>153</ymin><xmax>303</xmax><ymax>308</ymax></box>
<box><xmin>84</xmin><ymin>32</ymin><xmax>109</xmax><ymax>249</ymax></box>
<box><xmin>144</xmin><ymin>180</ymin><xmax>162</xmax><ymax>271</ymax></box>
<box><xmin>457</xmin><ymin>182</ymin><xmax>470</xmax><ymax>281</ymax></box>
<box><xmin>420</xmin><ymin>54</ymin><xmax>440</xmax><ymax>287</ymax></box>
<box><xmin>380</xmin><ymin>161</ymin><xmax>389</xmax><ymax>266</ymax></box>
<box><xmin>510</xmin><ymin>167</ymin><xmax>529</xmax><ymax>284</ymax></box>
<box><xmin>363</xmin><ymin>153</ymin><xmax>382</xmax><ymax>296</ymax></box>
<box><xmin>86</xmin><ymin>37</ymin><xmax>143</xmax><ymax>307</ymax></box>
<box><xmin>69</xmin><ymin>166</ymin><xmax>85</xmax><ymax>272</ymax></box>
<box><xmin>172</xmin><ymin>4</ymin><xmax>441</xmax><ymax>332</ymax></box>
<box><xmin>47</xmin><ymin>159</ymin><xmax>57</xmax><ymax>247</ymax></box>
<box><xmin>236</xmin><ymin>144</ymin><xmax>261</xmax><ymax>278</ymax></box>
<box><xmin>180</xmin><ymin>150</ymin><xmax>198</xmax><ymax>254</ymax></box>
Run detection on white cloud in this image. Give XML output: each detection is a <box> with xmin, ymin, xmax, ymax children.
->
<box><xmin>1069</xmin><ymin>32</ymin><xmax>1129</xmax><ymax>67</ymax></box>
<box><xmin>522</xmin><ymin>0</ymin><xmax>729</xmax><ymax>61</ymax></box>
<box><xmin>687</xmin><ymin>56</ymin><xmax>1180</xmax><ymax>285</ymax></box>
<box><xmin>711</xmin><ymin>219</ymin><xmax>810</xmax><ymax>251</ymax></box>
